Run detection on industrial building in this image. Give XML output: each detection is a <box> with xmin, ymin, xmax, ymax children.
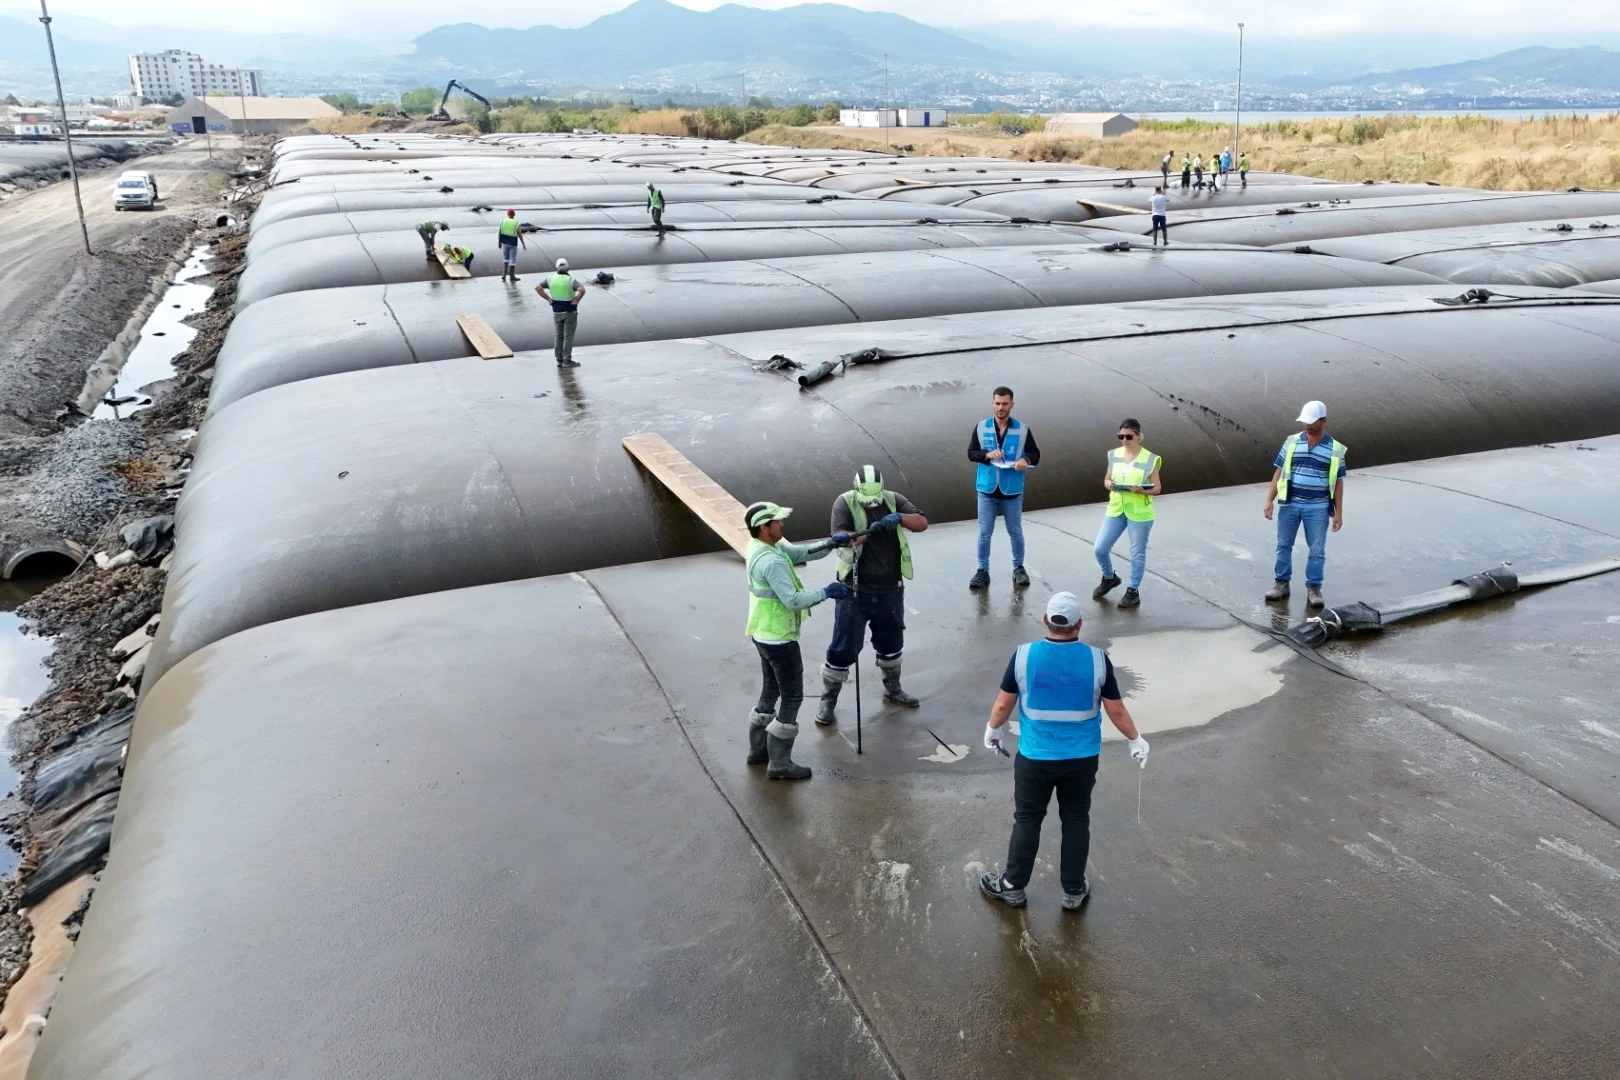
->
<box><xmin>838</xmin><ymin>107</ymin><xmax>948</xmax><ymax>127</ymax></box>
<box><xmin>5</xmin><ymin>105</ymin><xmax>56</xmax><ymax>136</ymax></box>
<box><xmin>165</xmin><ymin>96</ymin><xmax>340</xmax><ymax>135</ymax></box>
<box><xmin>21</xmin><ymin>132</ymin><xmax>1620</xmax><ymax>1080</ymax></box>
<box><xmin>128</xmin><ymin>49</ymin><xmax>262</xmax><ymax>101</ymax></box>
<box><xmin>1045</xmin><ymin>111</ymin><xmax>1140</xmax><ymax>137</ymax></box>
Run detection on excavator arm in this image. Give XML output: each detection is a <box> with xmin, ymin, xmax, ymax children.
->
<box><xmin>427</xmin><ymin>80</ymin><xmax>492</xmax><ymax>122</ymax></box>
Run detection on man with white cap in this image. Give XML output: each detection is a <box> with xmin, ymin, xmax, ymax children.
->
<box><xmin>1263</xmin><ymin>400</ymin><xmax>1348</xmax><ymax>609</ymax></box>
<box><xmin>537</xmin><ymin>259</ymin><xmax>586</xmax><ymax>368</ymax></box>
<box><xmin>743</xmin><ymin>501</ymin><xmax>853</xmax><ymax>780</ymax></box>
<box><xmin>980</xmin><ymin>591</ymin><xmax>1148</xmax><ymax>911</ymax></box>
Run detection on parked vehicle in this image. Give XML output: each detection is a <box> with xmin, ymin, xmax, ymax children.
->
<box><xmin>113</xmin><ymin>171</ymin><xmax>158</xmax><ymax>210</ymax></box>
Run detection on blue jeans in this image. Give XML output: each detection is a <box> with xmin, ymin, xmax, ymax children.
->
<box><xmin>825</xmin><ymin>590</ymin><xmax>906</xmax><ymax>669</ymax></box>
<box><xmin>977</xmin><ymin>492</ymin><xmax>1024</xmax><ymax>570</ymax></box>
<box><xmin>1093</xmin><ymin>514</ymin><xmax>1153</xmax><ymax>589</ymax></box>
<box><xmin>1274</xmin><ymin>501</ymin><xmax>1330</xmax><ymax>586</ymax></box>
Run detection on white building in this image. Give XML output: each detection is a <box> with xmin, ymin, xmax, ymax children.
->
<box><xmin>1044</xmin><ymin>112</ymin><xmax>1139</xmax><ymax>138</ymax></box>
<box><xmin>129</xmin><ymin>50</ymin><xmax>263</xmax><ymax>101</ymax></box>
<box><xmin>6</xmin><ymin>105</ymin><xmax>57</xmax><ymax>136</ymax></box>
<box><xmin>839</xmin><ymin>108</ymin><xmax>948</xmax><ymax>129</ymax></box>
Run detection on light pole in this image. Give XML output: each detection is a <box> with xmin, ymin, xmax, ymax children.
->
<box><xmin>37</xmin><ymin>0</ymin><xmax>91</xmax><ymax>256</ymax></box>
<box><xmin>883</xmin><ymin>52</ymin><xmax>890</xmax><ymax>151</ymax></box>
<box><xmin>1234</xmin><ymin>22</ymin><xmax>1245</xmax><ymax>170</ymax></box>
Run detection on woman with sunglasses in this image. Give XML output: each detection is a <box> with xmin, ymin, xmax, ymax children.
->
<box><xmin>1092</xmin><ymin>419</ymin><xmax>1162</xmax><ymax>609</ymax></box>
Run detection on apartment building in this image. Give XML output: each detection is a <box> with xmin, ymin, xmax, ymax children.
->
<box><xmin>129</xmin><ymin>50</ymin><xmax>263</xmax><ymax>101</ymax></box>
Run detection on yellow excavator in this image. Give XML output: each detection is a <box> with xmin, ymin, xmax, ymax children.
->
<box><xmin>426</xmin><ymin>80</ymin><xmax>492</xmax><ymax>122</ymax></box>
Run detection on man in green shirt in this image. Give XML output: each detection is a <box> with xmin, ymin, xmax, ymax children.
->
<box><xmin>646</xmin><ymin>181</ymin><xmax>666</xmax><ymax>236</ymax></box>
<box><xmin>417</xmin><ymin>220</ymin><xmax>449</xmax><ymax>261</ymax></box>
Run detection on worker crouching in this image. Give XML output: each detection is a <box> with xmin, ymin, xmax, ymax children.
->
<box><xmin>818</xmin><ymin>465</ymin><xmax>929</xmax><ymax>725</ymax></box>
<box><xmin>744</xmin><ymin>502</ymin><xmax>853</xmax><ymax>780</ymax></box>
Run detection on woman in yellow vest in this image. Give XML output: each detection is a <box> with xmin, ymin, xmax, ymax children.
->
<box><xmin>1092</xmin><ymin>418</ymin><xmax>1162</xmax><ymax>609</ymax></box>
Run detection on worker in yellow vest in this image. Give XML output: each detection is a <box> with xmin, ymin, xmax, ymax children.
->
<box><xmin>743</xmin><ymin>501</ymin><xmax>852</xmax><ymax>780</ymax></box>
<box><xmin>496</xmin><ymin>208</ymin><xmax>526</xmax><ymax>283</ymax></box>
<box><xmin>1263</xmin><ymin>400</ymin><xmax>1348</xmax><ymax>609</ymax></box>
<box><xmin>440</xmin><ymin>243</ymin><xmax>474</xmax><ymax>272</ymax></box>
<box><xmin>1092</xmin><ymin>418</ymin><xmax>1163</xmax><ymax>609</ymax></box>
<box><xmin>537</xmin><ymin>258</ymin><xmax>586</xmax><ymax>368</ymax></box>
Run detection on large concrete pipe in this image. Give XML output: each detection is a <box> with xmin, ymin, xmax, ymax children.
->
<box><xmin>1291</xmin><ymin>218</ymin><xmax>1620</xmax><ymax>287</ymax></box>
<box><xmin>243</xmin><ymin>200</ymin><xmax>1016</xmax><ymax>259</ymax></box>
<box><xmin>208</xmin><ymin>246</ymin><xmax>1441</xmax><ymax>410</ymax></box>
<box><xmin>155</xmin><ymin>286</ymin><xmax>1620</xmax><ymax>678</ymax></box>
<box><xmin>234</xmin><ymin>220</ymin><xmax>1115</xmax><ymax>308</ymax></box>
<box><xmin>261</xmin><ymin>166</ymin><xmax>800</xmax><ymax>196</ymax></box>
<box><xmin>1084</xmin><ymin>191</ymin><xmax>1620</xmax><ymax>245</ymax></box>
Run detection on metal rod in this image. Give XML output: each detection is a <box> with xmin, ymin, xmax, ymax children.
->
<box><xmin>852</xmin><ymin>540</ymin><xmax>863</xmax><ymax>755</ymax></box>
<box><xmin>38</xmin><ymin>0</ymin><xmax>91</xmax><ymax>256</ymax></box>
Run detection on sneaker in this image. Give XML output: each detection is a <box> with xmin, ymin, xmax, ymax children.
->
<box><xmin>1011</xmin><ymin>565</ymin><xmax>1031</xmax><ymax>588</ymax></box>
<box><xmin>1263</xmin><ymin>579</ymin><xmax>1290</xmax><ymax>602</ymax></box>
<box><xmin>1092</xmin><ymin>573</ymin><xmax>1122</xmax><ymax>600</ymax></box>
<box><xmin>1305</xmin><ymin>585</ymin><xmax>1325</xmax><ymax>609</ymax></box>
<box><xmin>968</xmin><ymin>568</ymin><xmax>990</xmax><ymax>590</ymax></box>
<box><xmin>979</xmin><ymin>873</ymin><xmax>1026</xmax><ymax>909</ymax></box>
<box><xmin>1117</xmin><ymin>588</ymin><xmax>1140</xmax><ymax>609</ymax></box>
<box><xmin>1061</xmin><ymin>879</ymin><xmax>1091</xmax><ymax>911</ymax></box>
<box><xmin>557</xmin><ymin>358</ymin><xmax>581</xmax><ymax>368</ymax></box>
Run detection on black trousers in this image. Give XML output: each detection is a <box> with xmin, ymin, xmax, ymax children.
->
<box><xmin>753</xmin><ymin>640</ymin><xmax>804</xmax><ymax>728</ymax></box>
<box><xmin>1004</xmin><ymin>753</ymin><xmax>1099</xmax><ymax>894</ymax></box>
<box><xmin>651</xmin><ymin>206</ymin><xmax>664</xmax><ymax>233</ymax></box>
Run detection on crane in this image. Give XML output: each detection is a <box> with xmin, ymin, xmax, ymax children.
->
<box><xmin>427</xmin><ymin>80</ymin><xmax>492</xmax><ymax>122</ymax></box>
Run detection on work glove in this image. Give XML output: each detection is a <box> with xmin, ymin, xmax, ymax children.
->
<box><xmin>984</xmin><ymin>724</ymin><xmax>1008</xmax><ymax>754</ymax></box>
<box><xmin>1128</xmin><ymin>736</ymin><xmax>1150</xmax><ymax>766</ymax></box>
<box><xmin>823</xmin><ymin>582</ymin><xmax>855</xmax><ymax>602</ymax></box>
<box><xmin>828</xmin><ymin>531</ymin><xmax>854</xmax><ymax>548</ymax></box>
<box><xmin>870</xmin><ymin>512</ymin><xmax>903</xmax><ymax>532</ymax></box>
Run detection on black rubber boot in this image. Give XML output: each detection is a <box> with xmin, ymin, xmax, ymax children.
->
<box><xmin>816</xmin><ymin>675</ymin><xmax>842</xmax><ymax>726</ymax></box>
<box><xmin>1092</xmin><ymin>573</ymin><xmax>1122</xmax><ymax>599</ymax></box>
<box><xmin>1011</xmin><ymin>565</ymin><xmax>1031</xmax><ymax>588</ymax></box>
<box><xmin>968</xmin><ymin>568</ymin><xmax>990</xmax><ymax>590</ymax></box>
<box><xmin>766</xmin><ymin>731</ymin><xmax>811</xmax><ymax>781</ymax></box>
<box><xmin>880</xmin><ymin>662</ymin><xmax>919</xmax><ymax>708</ymax></box>
<box><xmin>1118</xmin><ymin>588</ymin><xmax>1141</xmax><ymax>609</ymax></box>
<box><xmin>747</xmin><ymin>712</ymin><xmax>771</xmax><ymax>765</ymax></box>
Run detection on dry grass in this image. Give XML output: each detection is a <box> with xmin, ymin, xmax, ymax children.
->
<box><xmin>750</xmin><ymin>113</ymin><xmax>1620</xmax><ymax>190</ymax></box>
<box><xmin>618</xmin><ymin>109</ymin><xmax>690</xmax><ymax>137</ymax></box>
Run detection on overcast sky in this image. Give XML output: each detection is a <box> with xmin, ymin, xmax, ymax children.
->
<box><xmin>7</xmin><ymin>0</ymin><xmax>1614</xmax><ymax>40</ymax></box>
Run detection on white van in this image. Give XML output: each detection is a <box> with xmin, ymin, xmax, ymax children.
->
<box><xmin>113</xmin><ymin>171</ymin><xmax>158</xmax><ymax>210</ymax></box>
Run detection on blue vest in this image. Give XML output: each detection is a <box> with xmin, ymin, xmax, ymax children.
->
<box><xmin>1013</xmin><ymin>640</ymin><xmax>1106</xmax><ymax>760</ymax></box>
<box><xmin>975</xmin><ymin>417</ymin><xmax>1026</xmax><ymax>496</ymax></box>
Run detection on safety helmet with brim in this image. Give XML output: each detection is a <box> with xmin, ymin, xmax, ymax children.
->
<box><xmin>852</xmin><ymin>464</ymin><xmax>885</xmax><ymax>506</ymax></box>
<box><xmin>744</xmin><ymin>501</ymin><xmax>793</xmax><ymax>529</ymax></box>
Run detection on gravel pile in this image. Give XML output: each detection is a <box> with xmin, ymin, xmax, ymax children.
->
<box><xmin>12</xmin><ymin>420</ymin><xmax>146</xmax><ymax>538</ymax></box>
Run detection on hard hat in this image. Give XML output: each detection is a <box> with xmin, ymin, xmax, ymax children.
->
<box><xmin>556</xmin><ymin>258</ymin><xmax>569</xmax><ymax>270</ymax></box>
<box><xmin>646</xmin><ymin>181</ymin><xmax>655</xmax><ymax>188</ymax></box>
<box><xmin>853</xmin><ymin>465</ymin><xmax>884</xmax><ymax>506</ymax></box>
<box><xmin>506</xmin><ymin>207</ymin><xmax>515</xmax><ymax>215</ymax></box>
<box><xmin>744</xmin><ymin>501</ymin><xmax>793</xmax><ymax>529</ymax></box>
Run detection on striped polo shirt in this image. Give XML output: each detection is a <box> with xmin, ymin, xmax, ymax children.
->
<box><xmin>1273</xmin><ymin>432</ymin><xmax>1347</xmax><ymax>502</ymax></box>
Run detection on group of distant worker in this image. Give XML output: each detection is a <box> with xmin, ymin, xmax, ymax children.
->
<box><xmin>1162</xmin><ymin>146</ymin><xmax>1249</xmax><ymax>192</ymax></box>
<box><xmin>740</xmin><ymin>387</ymin><xmax>1346</xmax><ymax>912</ymax></box>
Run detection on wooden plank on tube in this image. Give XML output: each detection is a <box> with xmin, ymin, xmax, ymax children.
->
<box><xmin>455</xmin><ymin>314</ymin><xmax>513</xmax><ymax>359</ymax></box>
<box><xmin>621</xmin><ymin>431</ymin><xmax>750</xmax><ymax>556</ymax></box>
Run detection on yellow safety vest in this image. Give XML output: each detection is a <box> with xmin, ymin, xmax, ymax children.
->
<box><xmin>1277</xmin><ymin>434</ymin><xmax>1347</xmax><ymax>502</ymax></box>
<box><xmin>1105</xmin><ymin>446</ymin><xmax>1160</xmax><ymax>521</ymax></box>
<box><xmin>499</xmin><ymin>217</ymin><xmax>520</xmax><ymax>238</ymax></box>
<box><xmin>834</xmin><ymin>491</ymin><xmax>912</xmax><ymax>583</ymax></box>
<box><xmin>745</xmin><ymin>538</ymin><xmax>808</xmax><ymax>641</ymax></box>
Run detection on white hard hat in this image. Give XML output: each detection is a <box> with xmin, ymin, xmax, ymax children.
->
<box><xmin>1296</xmin><ymin>400</ymin><xmax>1327</xmax><ymax>424</ymax></box>
<box><xmin>556</xmin><ymin>258</ymin><xmax>569</xmax><ymax>271</ymax></box>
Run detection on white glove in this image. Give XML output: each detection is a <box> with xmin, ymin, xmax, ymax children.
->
<box><xmin>984</xmin><ymin>724</ymin><xmax>1005</xmax><ymax>752</ymax></box>
<box><xmin>1128</xmin><ymin>736</ymin><xmax>1149</xmax><ymax>766</ymax></box>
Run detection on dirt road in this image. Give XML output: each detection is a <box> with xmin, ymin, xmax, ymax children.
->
<box><xmin>0</xmin><ymin>137</ymin><xmax>242</xmax><ymax>435</ymax></box>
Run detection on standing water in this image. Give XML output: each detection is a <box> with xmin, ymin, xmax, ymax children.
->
<box><xmin>94</xmin><ymin>244</ymin><xmax>214</xmax><ymax>418</ymax></box>
<box><xmin>0</xmin><ymin>575</ymin><xmax>57</xmax><ymax>876</ymax></box>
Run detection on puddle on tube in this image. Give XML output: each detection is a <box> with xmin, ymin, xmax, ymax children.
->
<box><xmin>94</xmin><ymin>243</ymin><xmax>214</xmax><ymax>419</ymax></box>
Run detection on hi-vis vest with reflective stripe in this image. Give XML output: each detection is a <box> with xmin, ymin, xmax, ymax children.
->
<box><xmin>1014</xmin><ymin>639</ymin><xmax>1107</xmax><ymax>760</ymax></box>
<box><xmin>499</xmin><ymin>216</ymin><xmax>520</xmax><ymax>239</ymax></box>
<box><xmin>1276</xmin><ymin>433</ymin><xmax>1347</xmax><ymax>502</ymax></box>
<box><xmin>835</xmin><ymin>491</ymin><xmax>912</xmax><ymax>583</ymax></box>
<box><xmin>1105</xmin><ymin>446</ymin><xmax>1160</xmax><ymax>521</ymax></box>
<box><xmin>648</xmin><ymin>188</ymin><xmax>665</xmax><ymax>210</ymax></box>
<box><xmin>547</xmin><ymin>273</ymin><xmax>577</xmax><ymax>308</ymax></box>
<box><xmin>976</xmin><ymin>417</ymin><xmax>1025</xmax><ymax>496</ymax></box>
<box><xmin>446</xmin><ymin>246</ymin><xmax>472</xmax><ymax>263</ymax></box>
<box><xmin>745</xmin><ymin>538</ymin><xmax>808</xmax><ymax>641</ymax></box>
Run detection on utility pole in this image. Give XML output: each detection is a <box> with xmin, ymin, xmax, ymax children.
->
<box><xmin>236</xmin><ymin>67</ymin><xmax>249</xmax><ymax>136</ymax></box>
<box><xmin>884</xmin><ymin>52</ymin><xmax>890</xmax><ymax>151</ymax></box>
<box><xmin>38</xmin><ymin>0</ymin><xmax>91</xmax><ymax>256</ymax></box>
<box><xmin>1235</xmin><ymin>22</ymin><xmax>1245</xmax><ymax>168</ymax></box>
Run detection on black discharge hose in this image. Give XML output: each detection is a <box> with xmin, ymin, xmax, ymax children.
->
<box><xmin>1284</xmin><ymin>556</ymin><xmax>1620</xmax><ymax>648</ymax></box>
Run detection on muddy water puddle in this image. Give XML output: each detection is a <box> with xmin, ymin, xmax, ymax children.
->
<box><xmin>0</xmin><ymin>575</ymin><xmax>56</xmax><ymax>876</ymax></box>
<box><xmin>94</xmin><ymin>244</ymin><xmax>213</xmax><ymax>418</ymax></box>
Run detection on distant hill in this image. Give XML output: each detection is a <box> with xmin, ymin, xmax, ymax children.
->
<box><xmin>1336</xmin><ymin>46</ymin><xmax>1620</xmax><ymax>93</ymax></box>
<box><xmin>411</xmin><ymin>0</ymin><xmax>1012</xmax><ymax>82</ymax></box>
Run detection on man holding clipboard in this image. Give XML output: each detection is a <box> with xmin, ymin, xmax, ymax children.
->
<box><xmin>967</xmin><ymin>386</ymin><xmax>1040</xmax><ymax>590</ymax></box>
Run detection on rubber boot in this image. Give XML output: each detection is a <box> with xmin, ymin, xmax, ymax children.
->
<box><xmin>816</xmin><ymin>670</ymin><xmax>843</xmax><ymax>726</ymax></box>
<box><xmin>747</xmin><ymin>711</ymin><xmax>771</xmax><ymax>765</ymax></box>
<box><xmin>878</xmin><ymin>659</ymin><xmax>919</xmax><ymax>708</ymax></box>
<box><xmin>765</xmin><ymin>724</ymin><xmax>811</xmax><ymax>781</ymax></box>
<box><xmin>1264</xmin><ymin>580</ymin><xmax>1290</xmax><ymax>602</ymax></box>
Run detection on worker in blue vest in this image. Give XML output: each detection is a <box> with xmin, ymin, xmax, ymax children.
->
<box><xmin>1263</xmin><ymin>400</ymin><xmax>1348</xmax><ymax>609</ymax></box>
<box><xmin>816</xmin><ymin>465</ymin><xmax>928</xmax><ymax>724</ymax></box>
<box><xmin>537</xmin><ymin>258</ymin><xmax>585</xmax><ymax>368</ymax></box>
<box><xmin>968</xmin><ymin>386</ymin><xmax>1039</xmax><ymax>590</ymax></box>
<box><xmin>980</xmin><ymin>591</ymin><xmax>1149</xmax><ymax>911</ymax></box>
<box><xmin>496</xmin><ymin>208</ymin><xmax>526</xmax><ymax>283</ymax></box>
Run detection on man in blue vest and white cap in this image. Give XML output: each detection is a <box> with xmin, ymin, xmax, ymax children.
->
<box><xmin>1263</xmin><ymin>399</ymin><xmax>1348</xmax><ymax>609</ymax></box>
<box><xmin>980</xmin><ymin>590</ymin><xmax>1148</xmax><ymax>911</ymax></box>
<box><xmin>968</xmin><ymin>386</ymin><xmax>1040</xmax><ymax>590</ymax></box>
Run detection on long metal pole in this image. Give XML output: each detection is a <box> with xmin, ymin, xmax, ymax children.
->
<box><xmin>1235</xmin><ymin>22</ymin><xmax>1245</xmax><ymax>167</ymax></box>
<box><xmin>237</xmin><ymin>67</ymin><xmax>248</xmax><ymax>135</ymax></box>
<box><xmin>884</xmin><ymin>53</ymin><xmax>890</xmax><ymax>151</ymax></box>
<box><xmin>38</xmin><ymin>0</ymin><xmax>91</xmax><ymax>256</ymax></box>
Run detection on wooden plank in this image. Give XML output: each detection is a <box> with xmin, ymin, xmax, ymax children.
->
<box><xmin>621</xmin><ymin>431</ymin><xmax>750</xmax><ymax>557</ymax></box>
<box><xmin>434</xmin><ymin>246</ymin><xmax>472</xmax><ymax>279</ymax></box>
<box><xmin>455</xmin><ymin>314</ymin><xmax>513</xmax><ymax>360</ymax></box>
<box><xmin>1074</xmin><ymin>198</ymin><xmax>1147</xmax><ymax>216</ymax></box>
